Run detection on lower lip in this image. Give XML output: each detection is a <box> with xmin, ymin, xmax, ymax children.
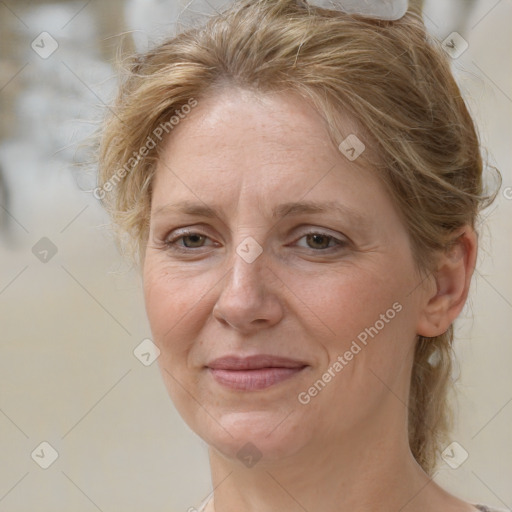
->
<box><xmin>208</xmin><ymin>367</ymin><xmax>306</xmax><ymax>391</ymax></box>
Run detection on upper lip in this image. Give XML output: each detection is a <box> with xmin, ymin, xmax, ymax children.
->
<box><xmin>207</xmin><ymin>355</ymin><xmax>308</xmax><ymax>370</ymax></box>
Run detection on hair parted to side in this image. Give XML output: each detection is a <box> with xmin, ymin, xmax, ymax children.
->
<box><xmin>97</xmin><ymin>0</ymin><xmax>500</xmax><ymax>475</ymax></box>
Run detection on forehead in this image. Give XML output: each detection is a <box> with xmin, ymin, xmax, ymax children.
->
<box><xmin>151</xmin><ymin>86</ymin><xmax>390</xmax><ymax>217</ymax></box>
<box><xmin>159</xmin><ymin>87</ymin><xmax>352</xmax><ymax>163</ymax></box>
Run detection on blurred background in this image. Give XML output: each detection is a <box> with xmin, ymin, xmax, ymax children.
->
<box><xmin>0</xmin><ymin>0</ymin><xmax>511</xmax><ymax>511</ymax></box>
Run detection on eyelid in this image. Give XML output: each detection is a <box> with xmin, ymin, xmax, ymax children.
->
<box><xmin>294</xmin><ymin>226</ymin><xmax>344</xmax><ymax>239</ymax></box>
<box><xmin>164</xmin><ymin>226</ymin><xmax>344</xmax><ymax>241</ymax></box>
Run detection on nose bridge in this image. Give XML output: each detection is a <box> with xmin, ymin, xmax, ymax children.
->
<box><xmin>213</xmin><ymin>230</ymin><xmax>283</xmax><ymax>330</ymax></box>
<box><xmin>227</xmin><ymin>196</ymin><xmax>267</xmax><ymax>279</ymax></box>
<box><xmin>224</xmin><ymin>234</ymin><xmax>266</xmax><ymax>300</ymax></box>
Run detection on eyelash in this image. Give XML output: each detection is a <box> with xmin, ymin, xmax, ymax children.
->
<box><xmin>163</xmin><ymin>229</ymin><xmax>347</xmax><ymax>253</ymax></box>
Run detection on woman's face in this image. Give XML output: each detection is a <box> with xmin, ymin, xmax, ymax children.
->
<box><xmin>143</xmin><ymin>87</ymin><xmax>428</xmax><ymax>462</ymax></box>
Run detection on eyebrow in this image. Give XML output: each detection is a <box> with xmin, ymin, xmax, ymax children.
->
<box><xmin>153</xmin><ymin>199</ymin><xmax>369</xmax><ymax>227</ymax></box>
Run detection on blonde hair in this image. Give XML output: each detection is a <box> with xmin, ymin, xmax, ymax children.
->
<box><xmin>97</xmin><ymin>0</ymin><xmax>499</xmax><ymax>475</ymax></box>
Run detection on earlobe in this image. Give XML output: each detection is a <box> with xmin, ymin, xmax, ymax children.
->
<box><xmin>416</xmin><ymin>227</ymin><xmax>478</xmax><ymax>338</ymax></box>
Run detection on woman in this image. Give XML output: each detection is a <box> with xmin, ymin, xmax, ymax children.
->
<box><xmin>97</xmin><ymin>1</ymin><xmax>504</xmax><ymax>511</ymax></box>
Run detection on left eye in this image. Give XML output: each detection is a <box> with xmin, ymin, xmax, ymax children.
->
<box><xmin>296</xmin><ymin>232</ymin><xmax>343</xmax><ymax>250</ymax></box>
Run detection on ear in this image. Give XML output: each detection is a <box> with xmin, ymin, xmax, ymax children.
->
<box><xmin>416</xmin><ymin>226</ymin><xmax>478</xmax><ymax>338</ymax></box>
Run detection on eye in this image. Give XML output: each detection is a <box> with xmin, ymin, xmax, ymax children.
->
<box><xmin>295</xmin><ymin>231</ymin><xmax>346</xmax><ymax>251</ymax></box>
<box><xmin>162</xmin><ymin>229</ymin><xmax>347</xmax><ymax>253</ymax></box>
<box><xmin>165</xmin><ymin>231</ymin><xmax>214</xmax><ymax>251</ymax></box>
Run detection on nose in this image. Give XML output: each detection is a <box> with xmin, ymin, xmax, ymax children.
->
<box><xmin>212</xmin><ymin>244</ymin><xmax>284</xmax><ymax>333</ymax></box>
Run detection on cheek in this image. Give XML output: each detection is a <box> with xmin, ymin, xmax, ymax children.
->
<box><xmin>288</xmin><ymin>263</ymin><xmax>410</xmax><ymax>343</ymax></box>
<box><xmin>292</xmin><ymin>261</ymin><xmax>419</xmax><ymax>398</ymax></box>
<box><xmin>142</xmin><ymin>259</ymin><xmax>213</xmax><ymax>421</ymax></box>
<box><xmin>327</xmin><ymin>269</ymin><xmax>419</xmax><ymax>387</ymax></box>
<box><xmin>142</xmin><ymin>258</ymin><xmax>211</xmax><ymax>357</ymax></box>
<box><xmin>292</xmin><ymin>267</ymin><xmax>417</xmax><ymax>424</ymax></box>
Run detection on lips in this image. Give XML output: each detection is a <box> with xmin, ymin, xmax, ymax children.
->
<box><xmin>206</xmin><ymin>355</ymin><xmax>309</xmax><ymax>391</ymax></box>
<box><xmin>207</xmin><ymin>354</ymin><xmax>308</xmax><ymax>370</ymax></box>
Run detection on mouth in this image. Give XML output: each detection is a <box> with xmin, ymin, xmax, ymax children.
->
<box><xmin>206</xmin><ymin>355</ymin><xmax>309</xmax><ymax>391</ymax></box>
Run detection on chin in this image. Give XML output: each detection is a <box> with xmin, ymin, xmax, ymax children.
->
<box><xmin>199</xmin><ymin>410</ymin><xmax>310</xmax><ymax>465</ymax></box>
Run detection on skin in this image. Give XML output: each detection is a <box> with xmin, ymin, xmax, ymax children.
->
<box><xmin>142</xmin><ymin>86</ymin><xmax>478</xmax><ymax>512</ymax></box>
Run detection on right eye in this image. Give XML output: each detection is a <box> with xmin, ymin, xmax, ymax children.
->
<box><xmin>165</xmin><ymin>231</ymin><xmax>215</xmax><ymax>251</ymax></box>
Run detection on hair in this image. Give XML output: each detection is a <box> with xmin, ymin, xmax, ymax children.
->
<box><xmin>97</xmin><ymin>0</ymin><xmax>499</xmax><ymax>475</ymax></box>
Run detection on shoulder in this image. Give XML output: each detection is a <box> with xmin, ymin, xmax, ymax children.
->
<box><xmin>473</xmin><ymin>504</ymin><xmax>511</xmax><ymax>512</ymax></box>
